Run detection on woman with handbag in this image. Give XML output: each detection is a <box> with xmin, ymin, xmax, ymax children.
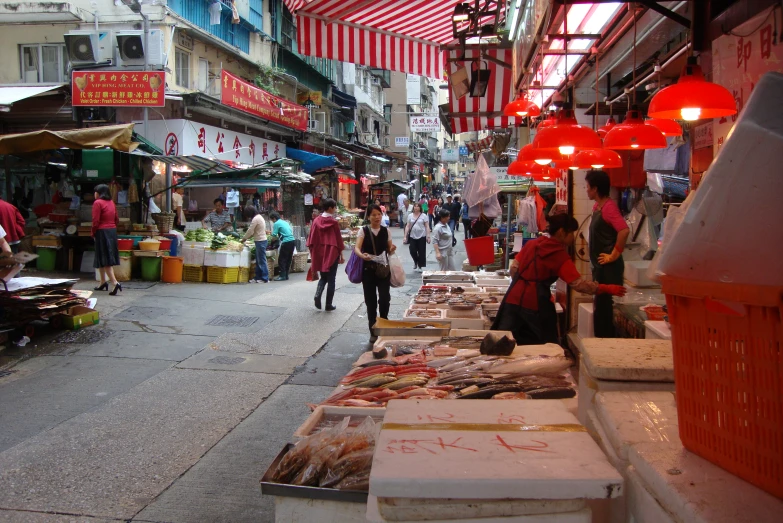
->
<box><xmin>355</xmin><ymin>204</ymin><xmax>397</xmax><ymax>342</ymax></box>
<box><xmin>403</xmin><ymin>202</ymin><xmax>430</xmax><ymax>272</ymax></box>
<box><xmin>307</xmin><ymin>198</ymin><xmax>345</xmax><ymax>311</ymax></box>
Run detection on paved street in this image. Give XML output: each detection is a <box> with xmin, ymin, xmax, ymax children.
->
<box><xmin>0</xmin><ymin>226</ymin><xmax>468</xmax><ymax>522</ymax></box>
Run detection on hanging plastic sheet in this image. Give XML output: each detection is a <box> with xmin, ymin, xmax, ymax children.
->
<box><xmin>464</xmin><ymin>155</ymin><xmax>502</xmax><ymax>219</ymax></box>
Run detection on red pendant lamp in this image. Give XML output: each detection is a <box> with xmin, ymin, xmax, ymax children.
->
<box><xmin>648</xmin><ymin>57</ymin><xmax>737</xmax><ymax>121</ymax></box>
<box><xmin>532</xmin><ymin>108</ymin><xmax>602</xmax><ymax>155</ymax></box>
<box><xmin>603</xmin><ymin>108</ymin><xmax>667</xmax><ymax>150</ymax></box>
<box><xmin>645</xmin><ymin>118</ymin><xmax>683</xmax><ymax>137</ymax></box>
<box><xmin>537</xmin><ymin>111</ymin><xmax>557</xmax><ymax>129</ymax></box>
<box><xmin>503</xmin><ymin>93</ymin><xmax>541</xmax><ymax>118</ymax></box>
<box><xmin>597</xmin><ymin>117</ymin><xmax>616</xmax><ymax>138</ymax></box>
<box><xmin>573</xmin><ymin>148</ymin><xmax>623</xmax><ymax>169</ymax></box>
<box><xmin>508</xmin><ymin>160</ymin><xmax>555</xmax><ymax>180</ymax></box>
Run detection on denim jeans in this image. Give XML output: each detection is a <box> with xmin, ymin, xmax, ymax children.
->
<box><xmin>253</xmin><ymin>240</ymin><xmax>269</xmax><ymax>282</ymax></box>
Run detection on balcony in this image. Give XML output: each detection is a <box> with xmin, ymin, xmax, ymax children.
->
<box><xmin>370</xmin><ymin>69</ymin><xmax>391</xmax><ymax>88</ymax></box>
<box><xmin>169</xmin><ymin>0</ymin><xmax>251</xmax><ymax>54</ymax></box>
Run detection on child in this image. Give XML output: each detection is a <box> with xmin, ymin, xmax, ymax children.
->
<box><xmin>432</xmin><ymin>209</ymin><xmax>456</xmax><ymax>271</ymax></box>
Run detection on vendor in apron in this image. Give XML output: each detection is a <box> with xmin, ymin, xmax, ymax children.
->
<box><xmin>492</xmin><ymin>214</ymin><xmax>626</xmax><ymax>345</ymax></box>
<box><xmin>585</xmin><ymin>170</ymin><xmax>630</xmax><ymax>338</ymax></box>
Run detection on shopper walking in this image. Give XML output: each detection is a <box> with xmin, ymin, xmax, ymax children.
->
<box><xmin>307</xmin><ymin>198</ymin><xmax>345</xmax><ymax>311</ymax></box>
<box><xmin>586</xmin><ymin>170</ymin><xmax>630</xmax><ymax>337</ymax></box>
<box><xmin>428</xmin><ymin>195</ymin><xmax>438</xmax><ymax>229</ymax></box>
<box><xmin>92</xmin><ymin>184</ymin><xmax>121</xmax><ymax>295</ymax></box>
<box><xmin>270</xmin><ymin>211</ymin><xmax>296</xmax><ymax>281</ymax></box>
<box><xmin>461</xmin><ymin>200</ymin><xmax>472</xmax><ymax>239</ymax></box>
<box><xmin>432</xmin><ymin>209</ymin><xmax>456</xmax><ymax>271</ymax></box>
<box><xmin>403</xmin><ymin>202</ymin><xmax>430</xmax><ymax>272</ymax></box>
<box><xmin>241</xmin><ymin>205</ymin><xmax>269</xmax><ymax>283</ymax></box>
<box><xmin>0</xmin><ymin>197</ymin><xmax>25</xmax><ymax>253</ymax></box>
<box><xmin>355</xmin><ymin>204</ymin><xmax>397</xmax><ymax>342</ymax></box>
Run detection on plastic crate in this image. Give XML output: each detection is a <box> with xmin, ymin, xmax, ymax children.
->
<box><xmin>291</xmin><ymin>252</ymin><xmax>309</xmax><ymax>273</ymax></box>
<box><xmin>207</xmin><ymin>266</ymin><xmax>239</xmax><ymax>284</ymax></box>
<box><xmin>238</xmin><ymin>267</ymin><xmax>250</xmax><ymax>283</ymax></box>
<box><xmin>661</xmin><ymin>275</ymin><xmax>783</xmax><ymax>498</ymax></box>
<box><xmin>183</xmin><ymin>264</ymin><xmax>206</xmax><ymax>282</ymax></box>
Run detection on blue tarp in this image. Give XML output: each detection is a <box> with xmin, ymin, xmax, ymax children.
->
<box><xmin>286</xmin><ymin>148</ymin><xmax>337</xmax><ymax>174</ymax></box>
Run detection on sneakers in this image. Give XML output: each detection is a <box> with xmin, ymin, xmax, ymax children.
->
<box><xmin>249</xmin><ymin>279</ymin><xmax>257</xmax><ymax>283</ymax></box>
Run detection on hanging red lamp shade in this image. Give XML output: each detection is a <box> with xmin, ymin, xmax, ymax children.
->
<box><xmin>520</xmin><ymin>143</ymin><xmax>554</xmax><ymax>165</ymax></box>
<box><xmin>648</xmin><ymin>57</ymin><xmax>737</xmax><ymax>121</ymax></box>
<box><xmin>603</xmin><ymin>109</ymin><xmax>668</xmax><ymax>150</ymax></box>
<box><xmin>528</xmin><ymin>164</ymin><xmax>557</xmax><ymax>181</ymax></box>
<box><xmin>597</xmin><ymin>117</ymin><xmax>616</xmax><ymax>138</ymax></box>
<box><xmin>573</xmin><ymin>148</ymin><xmax>624</xmax><ymax>169</ymax></box>
<box><xmin>532</xmin><ymin>109</ymin><xmax>602</xmax><ymax>155</ymax></box>
<box><xmin>508</xmin><ymin>161</ymin><xmax>556</xmax><ymax>180</ymax></box>
<box><xmin>645</xmin><ymin>118</ymin><xmax>683</xmax><ymax>137</ymax></box>
<box><xmin>508</xmin><ymin>159</ymin><xmax>534</xmax><ymax>175</ymax></box>
<box><xmin>503</xmin><ymin>94</ymin><xmax>541</xmax><ymax>118</ymax></box>
<box><xmin>537</xmin><ymin>111</ymin><xmax>558</xmax><ymax>129</ymax></box>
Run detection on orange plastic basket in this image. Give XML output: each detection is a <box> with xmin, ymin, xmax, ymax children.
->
<box><xmin>661</xmin><ymin>276</ymin><xmax>783</xmax><ymax>498</ymax></box>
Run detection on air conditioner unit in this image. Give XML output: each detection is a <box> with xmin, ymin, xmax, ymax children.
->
<box><xmin>307</xmin><ymin>119</ymin><xmax>323</xmax><ymax>132</ymax></box>
<box><xmin>116</xmin><ymin>29</ymin><xmax>165</xmax><ymax>67</ymax></box>
<box><xmin>363</xmin><ymin>133</ymin><xmax>375</xmax><ymax>144</ymax></box>
<box><xmin>64</xmin><ymin>30</ymin><xmax>114</xmax><ymax>66</ymax></box>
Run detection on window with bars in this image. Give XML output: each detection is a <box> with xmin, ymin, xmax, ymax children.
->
<box><xmin>175</xmin><ymin>48</ymin><xmax>191</xmax><ymax>89</ymax></box>
<box><xmin>20</xmin><ymin>44</ymin><xmax>69</xmax><ymax>83</ymax></box>
<box><xmin>281</xmin><ymin>5</ymin><xmax>295</xmax><ymax>51</ymax></box>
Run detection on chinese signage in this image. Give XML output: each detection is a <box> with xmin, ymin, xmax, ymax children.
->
<box><xmin>220</xmin><ymin>70</ymin><xmax>308</xmax><ymax>132</ymax></box>
<box><xmin>693</xmin><ymin>122</ymin><xmax>714</xmax><ymax>150</ymax></box>
<box><xmin>712</xmin><ymin>7</ymin><xmax>783</xmax><ymax>153</ymax></box>
<box><xmin>491</xmin><ymin>167</ymin><xmax>510</xmax><ymax>182</ymax></box>
<box><xmin>134</xmin><ymin>119</ymin><xmax>285</xmax><ymax>166</ymax></box>
<box><xmin>406</xmin><ymin>74</ymin><xmax>422</xmax><ymax>104</ymax></box>
<box><xmin>442</xmin><ymin>148</ymin><xmax>459</xmax><ymax>162</ymax></box>
<box><xmin>410</xmin><ymin>114</ymin><xmax>440</xmax><ymax>133</ymax></box>
<box><xmin>394</xmin><ymin>136</ymin><xmax>410</xmax><ymax>148</ymax></box>
<box><xmin>72</xmin><ymin>70</ymin><xmax>165</xmax><ymax>107</ymax></box>
<box><xmin>297</xmin><ymin>91</ymin><xmax>323</xmax><ymax>106</ymax></box>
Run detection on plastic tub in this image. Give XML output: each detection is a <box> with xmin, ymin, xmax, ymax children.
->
<box><xmin>463</xmin><ymin>236</ymin><xmax>495</xmax><ymax>266</ymax></box>
<box><xmin>138</xmin><ymin>240</ymin><xmax>161</xmax><ymax>251</ymax></box>
<box><xmin>117</xmin><ymin>239</ymin><xmax>134</xmax><ymax>251</ymax></box>
<box><xmin>157</xmin><ymin>238</ymin><xmax>172</xmax><ymax>251</ymax></box>
<box><xmin>161</xmin><ymin>256</ymin><xmax>183</xmax><ymax>283</ymax></box>
<box><xmin>140</xmin><ymin>257</ymin><xmax>162</xmax><ymax>281</ymax></box>
<box><xmin>163</xmin><ymin>234</ymin><xmax>179</xmax><ymax>256</ymax></box>
<box><xmin>36</xmin><ymin>247</ymin><xmax>57</xmax><ymax>271</ymax></box>
<box><xmin>118</xmin><ymin>235</ymin><xmax>144</xmax><ymax>248</ymax></box>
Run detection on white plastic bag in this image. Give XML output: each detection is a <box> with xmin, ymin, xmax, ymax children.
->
<box><xmin>389</xmin><ymin>254</ymin><xmax>405</xmax><ymax>288</ymax></box>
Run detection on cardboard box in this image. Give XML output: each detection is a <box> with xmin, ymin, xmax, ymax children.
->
<box><xmin>61</xmin><ymin>306</ymin><xmax>99</xmax><ymax>330</ymax></box>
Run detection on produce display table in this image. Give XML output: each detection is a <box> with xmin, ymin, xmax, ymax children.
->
<box><xmin>577</xmin><ymin>339</ymin><xmax>674</xmax><ymax>425</ymax></box>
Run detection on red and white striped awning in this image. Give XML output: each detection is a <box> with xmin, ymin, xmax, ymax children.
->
<box><xmin>284</xmin><ymin>0</ymin><xmax>466</xmax><ymax>79</ymax></box>
<box><xmin>447</xmin><ymin>47</ymin><xmax>521</xmax><ymax>134</ymax></box>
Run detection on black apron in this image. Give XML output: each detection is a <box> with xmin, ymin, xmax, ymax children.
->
<box><xmin>491</xmin><ymin>245</ymin><xmax>559</xmax><ymax>345</ymax></box>
<box><xmin>590</xmin><ymin>205</ymin><xmax>624</xmax><ymax>337</ymax></box>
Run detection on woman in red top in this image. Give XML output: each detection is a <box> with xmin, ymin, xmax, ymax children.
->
<box><xmin>92</xmin><ymin>184</ymin><xmax>121</xmax><ymax>295</ymax></box>
<box><xmin>492</xmin><ymin>214</ymin><xmax>626</xmax><ymax>345</ymax></box>
<box><xmin>307</xmin><ymin>198</ymin><xmax>345</xmax><ymax>311</ymax></box>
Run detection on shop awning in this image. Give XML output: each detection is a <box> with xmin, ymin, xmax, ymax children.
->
<box><xmin>447</xmin><ymin>47</ymin><xmax>521</xmax><ymax>134</ymax></box>
<box><xmin>286</xmin><ymin>147</ymin><xmax>337</xmax><ymax>174</ymax></box>
<box><xmin>0</xmin><ymin>124</ymin><xmax>138</xmax><ymax>154</ymax></box>
<box><xmin>178</xmin><ymin>178</ymin><xmax>281</xmax><ymax>189</ymax></box>
<box><xmin>393</xmin><ymin>182</ymin><xmax>413</xmax><ymax>190</ymax></box>
<box><xmin>128</xmin><ymin>151</ymin><xmax>236</xmax><ymax>174</ymax></box>
<box><xmin>285</xmin><ymin>0</ymin><xmax>460</xmax><ymax>78</ymax></box>
<box><xmin>332</xmin><ymin>87</ymin><xmax>357</xmax><ymax>108</ymax></box>
<box><xmin>0</xmin><ymin>84</ymin><xmax>64</xmax><ymax>108</ymax></box>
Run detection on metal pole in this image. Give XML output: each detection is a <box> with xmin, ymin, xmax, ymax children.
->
<box><xmin>504</xmin><ymin>194</ymin><xmax>512</xmax><ymax>269</ymax></box>
<box><xmin>165</xmin><ymin>163</ymin><xmax>172</xmax><ymax>214</ymax></box>
<box><xmin>142</xmin><ymin>12</ymin><xmax>149</xmax><ymax>152</ymax></box>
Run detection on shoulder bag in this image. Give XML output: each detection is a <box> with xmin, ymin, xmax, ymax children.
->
<box><xmin>406</xmin><ymin>213</ymin><xmax>424</xmax><ymax>244</ymax></box>
<box><xmin>367</xmin><ymin>226</ymin><xmax>390</xmax><ymax>279</ymax></box>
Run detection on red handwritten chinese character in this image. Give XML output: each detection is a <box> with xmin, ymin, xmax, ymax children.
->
<box><xmin>737</xmin><ymin>37</ymin><xmax>752</xmax><ymax>72</ymax></box>
<box><xmin>262</xmin><ymin>142</ymin><xmax>269</xmax><ymax>161</ymax></box>
<box><xmin>216</xmin><ymin>131</ymin><xmax>225</xmax><ymax>153</ymax></box>
<box><xmin>233</xmin><ymin>136</ymin><xmax>242</xmax><ymax>158</ymax></box>
<box><xmin>497</xmin><ymin>414</ymin><xmax>526</xmax><ymax>425</ymax></box>
<box><xmin>417</xmin><ymin>413</ymin><xmax>456</xmax><ymax>423</ymax></box>
<box><xmin>274</xmin><ymin>144</ymin><xmax>279</xmax><ymax>158</ymax></box>
<box><xmin>197</xmin><ymin>128</ymin><xmax>206</xmax><ymax>153</ymax></box>
<box><xmin>249</xmin><ymin>140</ymin><xmax>256</xmax><ymax>160</ymax></box>
<box><xmin>493</xmin><ymin>435</ymin><xmax>552</xmax><ymax>453</ymax></box>
<box><xmin>761</xmin><ymin>24</ymin><xmax>773</xmax><ymax>60</ymax></box>
<box><xmin>383</xmin><ymin>438</ymin><xmax>478</xmax><ymax>455</ymax></box>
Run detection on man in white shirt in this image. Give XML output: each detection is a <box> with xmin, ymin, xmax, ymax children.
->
<box><xmin>172</xmin><ymin>187</ymin><xmax>186</xmax><ymax>230</ymax></box>
<box><xmin>0</xmin><ymin>225</ymin><xmax>12</xmax><ymax>254</ymax></box>
<box><xmin>396</xmin><ymin>191</ymin><xmax>408</xmax><ymax>228</ymax></box>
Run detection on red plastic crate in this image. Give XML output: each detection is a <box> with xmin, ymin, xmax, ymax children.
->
<box><xmin>661</xmin><ymin>276</ymin><xmax>783</xmax><ymax>498</ymax></box>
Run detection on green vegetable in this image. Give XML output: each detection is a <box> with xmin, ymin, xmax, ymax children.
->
<box><xmin>186</xmin><ymin>228</ymin><xmax>215</xmax><ymax>243</ymax></box>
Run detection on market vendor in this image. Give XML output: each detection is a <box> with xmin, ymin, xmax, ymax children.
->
<box><xmin>270</xmin><ymin>211</ymin><xmax>296</xmax><ymax>281</ymax></box>
<box><xmin>492</xmin><ymin>214</ymin><xmax>626</xmax><ymax>345</ymax></box>
<box><xmin>585</xmin><ymin>170</ymin><xmax>630</xmax><ymax>338</ymax></box>
<box><xmin>202</xmin><ymin>199</ymin><xmax>232</xmax><ymax>233</ymax></box>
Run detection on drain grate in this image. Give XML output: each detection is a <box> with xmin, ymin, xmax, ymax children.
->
<box><xmin>55</xmin><ymin>328</ymin><xmax>113</xmax><ymax>344</ymax></box>
<box><xmin>115</xmin><ymin>306</ymin><xmax>169</xmax><ymax>321</ymax></box>
<box><xmin>0</xmin><ymin>369</ymin><xmax>16</xmax><ymax>378</ymax></box>
<box><xmin>206</xmin><ymin>315</ymin><xmax>259</xmax><ymax>328</ymax></box>
<box><xmin>208</xmin><ymin>356</ymin><xmax>247</xmax><ymax>365</ymax></box>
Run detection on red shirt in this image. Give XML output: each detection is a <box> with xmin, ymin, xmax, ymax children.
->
<box><xmin>92</xmin><ymin>199</ymin><xmax>118</xmax><ymax>237</ymax></box>
<box><xmin>505</xmin><ymin>236</ymin><xmax>580</xmax><ymax>310</ymax></box>
<box><xmin>593</xmin><ymin>200</ymin><xmax>628</xmax><ymax>233</ymax></box>
<box><xmin>428</xmin><ymin>199</ymin><xmax>438</xmax><ymax>215</ymax></box>
<box><xmin>0</xmin><ymin>200</ymin><xmax>25</xmax><ymax>243</ymax></box>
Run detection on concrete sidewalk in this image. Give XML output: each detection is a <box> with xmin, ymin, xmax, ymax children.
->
<box><xmin>0</xmin><ymin>226</ymin><xmax>467</xmax><ymax>522</ymax></box>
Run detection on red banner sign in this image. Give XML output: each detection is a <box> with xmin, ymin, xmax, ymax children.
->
<box><xmin>220</xmin><ymin>70</ymin><xmax>308</xmax><ymax>132</ymax></box>
<box><xmin>72</xmin><ymin>70</ymin><xmax>165</xmax><ymax>107</ymax></box>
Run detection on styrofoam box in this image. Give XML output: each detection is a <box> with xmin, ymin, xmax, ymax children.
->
<box><xmin>584</xmin><ymin>410</ymin><xmax>627</xmax><ymax>523</ymax></box>
<box><xmin>239</xmin><ymin>248</ymin><xmax>252</xmax><ymax>268</ymax></box>
<box><xmin>625</xmin><ymin>466</ymin><xmax>675</xmax><ymax>523</ymax></box>
<box><xmin>644</xmin><ymin>320</ymin><xmax>671</xmax><ymax>340</ymax></box>
<box><xmin>402</xmin><ymin>308</ymin><xmax>445</xmax><ymax>321</ymax></box>
<box><xmin>275</xmin><ymin>496</ymin><xmax>366</xmax><ymax>523</ymax></box>
<box><xmin>629</xmin><ymin>442</ymin><xmax>783</xmax><ymax>523</ymax></box>
<box><xmin>203</xmin><ymin>249</ymin><xmax>240</xmax><ymax>267</ymax></box>
<box><xmin>577</xmin><ymin>303</ymin><xmax>594</xmax><ymax>339</ymax></box>
<box><xmin>181</xmin><ymin>244</ymin><xmax>206</xmax><ymax>266</ymax></box>
<box><xmin>292</xmin><ymin>405</ymin><xmax>386</xmax><ymax>439</ymax></box>
<box><xmin>624</xmin><ymin>261</ymin><xmax>659</xmax><ymax>288</ymax></box>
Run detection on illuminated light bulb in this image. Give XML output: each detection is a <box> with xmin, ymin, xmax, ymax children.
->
<box><xmin>631</xmin><ymin>144</ymin><xmax>639</xmax><ymax>148</ymax></box>
<box><xmin>559</xmin><ymin>145</ymin><xmax>575</xmax><ymax>155</ymax></box>
<box><xmin>591</xmin><ymin>164</ymin><xmax>605</xmax><ymax>168</ymax></box>
<box><xmin>517</xmin><ymin>110</ymin><xmax>528</xmax><ymax>116</ymax></box>
<box><xmin>534</xmin><ymin>159</ymin><xmax>552</xmax><ymax>165</ymax></box>
<box><xmin>680</xmin><ymin>107</ymin><xmax>701</xmax><ymax>121</ymax></box>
